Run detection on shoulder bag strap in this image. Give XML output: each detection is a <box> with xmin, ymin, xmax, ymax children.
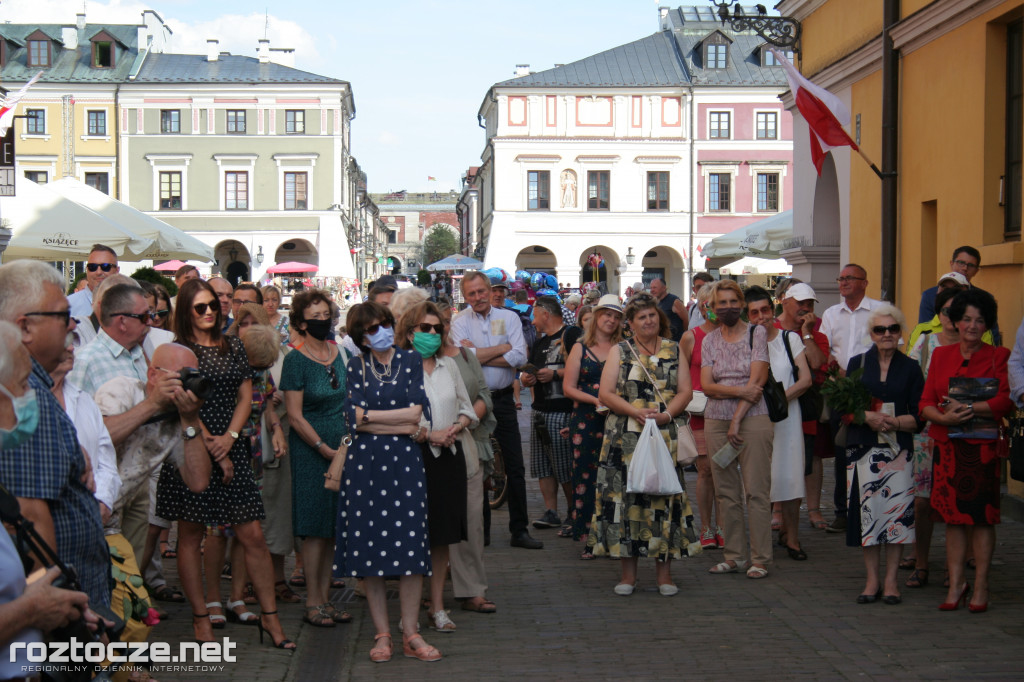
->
<box><xmin>626</xmin><ymin>340</ymin><xmax>669</xmax><ymax>408</ymax></box>
<box><xmin>781</xmin><ymin>330</ymin><xmax>799</xmax><ymax>383</ymax></box>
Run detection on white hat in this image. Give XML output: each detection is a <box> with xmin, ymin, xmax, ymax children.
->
<box><xmin>784</xmin><ymin>282</ymin><xmax>819</xmax><ymax>302</ymax></box>
<box><xmin>593</xmin><ymin>294</ymin><xmax>623</xmax><ymax>314</ymax></box>
<box><xmin>937</xmin><ymin>272</ymin><xmax>969</xmax><ymax>287</ymax></box>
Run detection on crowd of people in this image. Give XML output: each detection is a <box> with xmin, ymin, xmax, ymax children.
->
<box><xmin>2</xmin><ymin>242</ymin><xmax>1024</xmax><ymax>674</ymax></box>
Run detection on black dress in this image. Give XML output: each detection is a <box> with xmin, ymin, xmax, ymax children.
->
<box><xmin>156</xmin><ymin>335</ymin><xmax>265</xmax><ymax>525</ymax></box>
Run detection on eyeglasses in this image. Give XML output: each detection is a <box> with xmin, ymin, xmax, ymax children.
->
<box><xmin>154</xmin><ymin>309</ymin><xmax>171</xmax><ymax>319</ymax></box>
<box><xmin>326</xmin><ymin>364</ymin><xmax>340</xmax><ymax>391</ymax></box>
<box><xmin>836</xmin><ymin>276</ymin><xmax>865</xmax><ymax>283</ymax></box>
<box><xmin>192</xmin><ymin>302</ymin><xmax>215</xmax><ymax>315</ymax></box>
<box><xmin>952</xmin><ymin>259</ymin><xmax>980</xmax><ymax>270</ymax></box>
<box><xmin>86</xmin><ymin>263</ymin><xmax>116</xmax><ymax>273</ymax></box>
<box><xmin>939</xmin><ymin>306</ymin><xmax>951</xmax><ymax>317</ymax></box>
<box><xmin>871</xmin><ymin>324</ymin><xmax>901</xmax><ymax>335</ymax></box>
<box><xmin>416</xmin><ymin>323</ymin><xmax>444</xmax><ymax>334</ymax></box>
<box><xmin>113</xmin><ymin>312</ymin><xmax>153</xmax><ymax>323</ymax></box>
<box><xmin>365</xmin><ymin>322</ymin><xmax>392</xmax><ymax>336</ymax></box>
<box><xmin>232</xmin><ymin>298</ymin><xmax>258</xmax><ymax>306</ymax></box>
<box><xmin>23</xmin><ymin>310</ymin><xmax>72</xmax><ymax>326</ymax></box>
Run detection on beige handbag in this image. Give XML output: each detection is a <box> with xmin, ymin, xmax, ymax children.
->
<box><xmin>627</xmin><ymin>342</ymin><xmax>700</xmax><ymax>466</ymax></box>
<box><xmin>323</xmin><ymin>435</ymin><xmax>352</xmax><ymax>492</ymax></box>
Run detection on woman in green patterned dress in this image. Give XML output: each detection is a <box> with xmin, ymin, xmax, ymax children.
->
<box><xmin>589</xmin><ymin>293</ymin><xmax>700</xmax><ymax>596</ymax></box>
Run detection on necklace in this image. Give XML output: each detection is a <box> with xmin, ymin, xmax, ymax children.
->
<box><xmin>634</xmin><ymin>336</ymin><xmax>659</xmax><ymax>357</ymax></box>
<box><xmin>369</xmin><ymin>350</ymin><xmax>397</xmax><ymax>384</ymax></box>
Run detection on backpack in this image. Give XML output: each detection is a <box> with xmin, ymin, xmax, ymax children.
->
<box><xmin>511</xmin><ymin>304</ymin><xmax>537</xmax><ymax>352</ymax></box>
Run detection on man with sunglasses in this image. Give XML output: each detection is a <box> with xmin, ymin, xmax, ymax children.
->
<box><xmin>0</xmin><ymin>260</ymin><xmax>112</xmax><ymax>611</ymax></box>
<box><xmin>68</xmin><ymin>244</ymin><xmax>119</xmax><ymax>321</ymax></box>
<box><xmin>68</xmin><ymin>284</ymin><xmax>154</xmax><ymax>396</ymax></box>
<box><xmin>819</xmin><ymin>263</ymin><xmax>885</xmax><ymax>534</ymax></box>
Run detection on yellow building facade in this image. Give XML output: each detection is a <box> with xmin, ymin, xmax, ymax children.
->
<box><xmin>779</xmin><ymin>0</ymin><xmax>1023</xmax><ymax>500</ymax></box>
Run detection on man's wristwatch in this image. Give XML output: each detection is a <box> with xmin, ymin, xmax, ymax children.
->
<box><xmin>183</xmin><ymin>425</ymin><xmax>198</xmax><ymax>441</ymax></box>
<box><xmin>802</xmin><ymin>333</ymin><xmax>814</xmax><ymax>341</ymax></box>
<box><xmin>228</xmin><ymin>430</ymin><xmax>239</xmax><ymax>440</ymax></box>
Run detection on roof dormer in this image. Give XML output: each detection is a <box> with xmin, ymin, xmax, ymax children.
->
<box><xmin>699</xmin><ymin>29</ymin><xmax>733</xmax><ymax>70</ymax></box>
<box><xmin>761</xmin><ymin>44</ymin><xmax>794</xmax><ymax>67</ymax></box>
<box><xmin>26</xmin><ymin>29</ymin><xmax>53</xmax><ymax>68</ymax></box>
<box><xmin>90</xmin><ymin>29</ymin><xmax>118</xmax><ymax>68</ymax></box>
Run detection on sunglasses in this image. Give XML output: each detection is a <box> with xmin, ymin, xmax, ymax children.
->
<box><xmin>192</xmin><ymin>302</ymin><xmax>216</xmax><ymax>315</ymax></box>
<box><xmin>86</xmin><ymin>263</ymin><xmax>116</xmax><ymax>273</ymax></box>
<box><xmin>154</xmin><ymin>309</ymin><xmax>171</xmax><ymax>318</ymax></box>
<box><xmin>940</xmin><ymin>306</ymin><xmax>951</xmax><ymax>317</ymax></box>
<box><xmin>872</xmin><ymin>324</ymin><xmax>901</xmax><ymax>335</ymax></box>
<box><xmin>365</xmin><ymin>322</ymin><xmax>392</xmax><ymax>336</ymax></box>
<box><xmin>113</xmin><ymin>311</ymin><xmax>153</xmax><ymax>323</ymax></box>
<box><xmin>326</xmin><ymin>364</ymin><xmax>340</xmax><ymax>391</ymax></box>
<box><xmin>24</xmin><ymin>310</ymin><xmax>72</xmax><ymax>326</ymax></box>
<box><xmin>416</xmin><ymin>323</ymin><xmax>444</xmax><ymax>334</ymax></box>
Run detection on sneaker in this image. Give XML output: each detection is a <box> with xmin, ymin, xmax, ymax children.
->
<box><xmin>714</xmin><ymin>527</ymin><xmax>725</xmax><ymax>548</ymax></box>
<box><xmin>825</xmin><ymin>516</ymin><xmax>847</xmax><ymax>533</ymax></box>
<box><xmin>532</xmin><ymin>510</ymin><xmax>561</xmax><ymax>529</ymax></box>
<box><xmin>700</xmin><ymin>528</ymin><xmax>717</xmax><ymax>549</ymax></box>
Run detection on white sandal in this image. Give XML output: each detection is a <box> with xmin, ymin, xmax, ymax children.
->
<box><xmin>206</xmin><ymin>601</ymin><xmax>226</xmax><ymax>628</ymax></box>
<box><xmin>708</xmin><ymin>560</ymin><xmax>747</xmax><ymax>574</ymax></box>
<box><xmin>430</xmin><ymin>610</ymin><xmax>456</xmax><ymax>633</ymax></box>
<box><xmin>225</xmin><ymin>599</ymin><xmax>258</xmax><ymax>624</ymax></box>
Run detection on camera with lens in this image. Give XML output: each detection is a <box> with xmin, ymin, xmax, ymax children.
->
<box><xmin>179</xmin><ymin>367</ymin><xmax>213</xmax><ymax>400</ymax></box>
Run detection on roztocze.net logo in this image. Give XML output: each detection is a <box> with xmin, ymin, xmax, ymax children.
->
<box><xmin>41</xmin><ymin>232</ymin><xmax>79</xmax><ymax>247</ymax></box>
<box><xmin>11</xmin><ymin>637</ymin><xmax>236</xmax><ymax>674</ymax></box>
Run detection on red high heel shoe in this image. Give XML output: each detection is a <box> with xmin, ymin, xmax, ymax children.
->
<box><xmin>938</xmin><ymin>583</ymin><xmax>969</xmax><ymax>611</ymax></box>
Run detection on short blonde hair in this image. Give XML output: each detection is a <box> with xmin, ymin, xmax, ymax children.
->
<box><xmin>696</xmin><ymin>282</ymin><xmax>715</xmax><ymax>308</ymax></box>
<box><xmin>867</xmin><ymin>304</ymin><xmax>907</xmax><ymax>333</ymax></box>
<box><xmin>241</xmin><ymin>324</ymin><xmax>281</xmax><ymax>368</ymax></box>
<box><xmin>390</xmin><ymin>287</ymin><xmax>429</xmax><ymax>322</ymax></box>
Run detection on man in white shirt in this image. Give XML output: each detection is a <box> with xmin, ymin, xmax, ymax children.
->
<box><xmin>67</xmin><ymin>244</ymin><xmax>119</xmax><ymax>320</ymax></box>
<box><xmin>819</xmin><ymin>263</ymin><xmax>885</xmax><ymax>534</ymax></box>
<box><xmin>451</xmin><ymin>271</ymin><xmax>542</xmax><ymax>549</ymax></box>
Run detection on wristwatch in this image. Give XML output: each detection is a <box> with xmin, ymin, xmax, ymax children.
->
<box><xmin>802</xmin><ymin>333</ymin><xmax>814</xmax><ymax>341</ymax></box>
<box><xmin>228</xmin><ymin>430</ymin><xmax>240</xmax><ymax>440</ymax></box>
<box><xmin>183</xmin><ymin>426</ymin><xmax>198</xmax><ymax>441</ymax></box>
<box><xmin>362</xmin><ymin>412</ymin><xmax>371</xmax><ymax>424</ymax></box>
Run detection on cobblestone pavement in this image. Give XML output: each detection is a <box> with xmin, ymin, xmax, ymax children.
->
<box><xmin>150</xmin><ymin>397</ymin><xmax>1024</xmax><ymax>681</ymax></box>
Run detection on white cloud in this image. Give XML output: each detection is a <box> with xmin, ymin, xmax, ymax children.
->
<box><xmin>377</xmin><ymin>130</ymin><xmax>399</xmax><ymax>145</ymax></box>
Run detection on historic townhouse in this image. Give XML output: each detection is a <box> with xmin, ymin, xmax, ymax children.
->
<box><xmin>469</xmin><ymin>5</ymin><xmax>793</xmax><ymax>297</ymax></box>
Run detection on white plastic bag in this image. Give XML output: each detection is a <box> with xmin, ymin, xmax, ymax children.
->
<box><xmin>626</xmin><ymin>418</ymin><xmax>683</xmax><ymax>496</ymax></box>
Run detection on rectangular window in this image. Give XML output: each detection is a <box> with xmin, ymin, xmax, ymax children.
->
<box><xmin>285</xmin><ymin>110</ymin><xmax>305</xmax><ymax>134</ymax></box>
<box><xmin>707</xmin><ymin>43</ymin><xmax>727</xmax><ymax>69</ymax></box>
<box><xmin>28</xmin><ymin>40</ymin><xmax>49</xmax><ymax>67</ymax></box>
<box><xmin>709</xmin><ymin>111</ymin><xmax>730</xmax><ymax>139</ymax></box>
<box><xmin>84</xmin><ymin>173</ymin><xmax>109</xmax><ymax>195</ymax></box>
<box><xmin>1006</xmin><ymin>19</ymin><xmax>1022</xmax><ymax>240</ymax></box>
<box><xmin>647</xmin><ymin>171</ymin><xmax>669</xmax><ymax>211</ymax></box>
<box><xmin>24</xmin><ymin>170</ymin><xmax>47</xmax><ymax>184</ymax></box>
<box><xmin>93</xmin><ymin>41</ymin><xmax>113</xmax><ymax>68</ymax></box>
<box><xmin>26</xmin><ymin>109</ymin><xmax>45</xmax><ymax>135</ymax></box>
<box><xmin>88</xmin><ymin>110</ymin><xmax>106</xmax><ymax>136</ymax></box>
<box><xmin>756</xmin><ymin>112</ymin><xmax>777</xmax><ymax>140</ymax></box>
<box><xmin>284</xmin><ymin>172</ymin><xmax>308</xmax><ymax>209</ymax></box>
<box><xmin>587</xmin><ymin>171</ymin><xmax>610</xmax><ymax>211</ymax></box>
<box><xmin>387</xmin><ymin>229</ymin><xmax>397</xmax><ymax>245</ymax></box>
<box><xmin>756</xmin><ymin>172</ymin><xmax>779</xmax><ymax>212</ymax></box>
<box><xmin>226</xmin><ymin>110</ymin><xmax>246</xmax><ymax>134</ymax></box>
<box><xmin>159</xmin><ymin>171</ymin><xmax>182</xmax><ymax>210</ymax></box>
<box><xmin>225</xmin><ymin>171</ymin><xmax>249</xmax><ymax>210</ymax></box>
<box><xmin>160</xmin><ymin>110</ymin><xmax>180</xmax><ymax>134</ymax></box>
<box><xmin>527</xmin><ymin>170</ymin><xmax>550</xmax><ymax>210</ymax></box>
<box><xmin>764</xmin><ymin>49</ymin><xmax>794</xmax><ymax>66</ymax></box>
<box><xmin>709</xmin><ymin>173</ymin><xmax>731</xmax><ymax>212</ymax></box>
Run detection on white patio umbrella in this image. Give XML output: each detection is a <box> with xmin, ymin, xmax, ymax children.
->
<box><xmin>426</xmin><ymin>254</ymin><xmax>484</xmax><ymax>271</ymax></box>
<box><xmin>702</xmin><ymin>210</ymin><xmax>794</xmax><ymax>265</ymax></box>
<box><xmin>0</xmin><ymin>176</ymin><xmax>152</xmax><ymax>261</ymax></box>
<box><xmin>45</xmin><ymin>177</ymin><xmax>214</xmax><ymax>261</ymax></box>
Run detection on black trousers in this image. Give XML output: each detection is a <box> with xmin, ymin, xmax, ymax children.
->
<box><xmin>830</xmin><ymin>413</ymin><xmax>847</xmax><ymax>518</ymax></box>
<box><xmin>491</xmin><ymin>390</ymin><xmax>529</xmax><ymax>535</ymax></box>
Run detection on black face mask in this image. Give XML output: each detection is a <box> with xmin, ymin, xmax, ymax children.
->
<box><xmin>717</xmin><ymin>308</ymin><xmax>742</xmax><ymax>327</ymax></box>
<box><xmin>304</xmin><ymin>319</ymin><xmax>331</xmax><ymax>340</ymax></box>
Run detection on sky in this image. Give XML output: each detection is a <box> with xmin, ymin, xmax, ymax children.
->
<box><xmin>0</xmin><ymin>0</ymin><xmax>662</xmax><ymax>193</ymax></box>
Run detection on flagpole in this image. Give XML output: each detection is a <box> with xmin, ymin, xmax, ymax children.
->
<box><xmin>854</xmin><ymin>146</ymin><xmax>886</xmax><ymax>181</ymax></box>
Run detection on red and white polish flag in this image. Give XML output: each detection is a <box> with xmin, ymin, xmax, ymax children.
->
<box><xmin>771</xmin><ymin>49</ymin><xmax>858</xmax><ymax>175</ymax></box>
<box><xmin>0</xmin><ymin>71</ymin><xmax>44</xmax><ymax>137</ymax></box>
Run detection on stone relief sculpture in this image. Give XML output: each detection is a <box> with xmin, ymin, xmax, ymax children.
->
<box><xmin>560</xmin><ymin>169</ymin><xmax>577</xmax><ymax>208</ymax></box>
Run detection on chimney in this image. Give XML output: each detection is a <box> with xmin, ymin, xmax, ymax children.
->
<box><xmin>257</xmin><ymin>38</ymin><xmax>270</xmax><ymax>64</ymax></box>
<box><xmin>206</xmin><ymin>39</ymin><xmax>220</xmax><ymax>62</ymax></box>
<box><xmin>269</xmin><ymin>47</ymin><xmax>295</xmax><ymax>68</ymax></box>
<box><xmin>61</xmin><ymin>26</ymin><xmax>79</xmax><ymax>49</ymax></box>
<box><xmin>514</xmin><ymin>64</ymin><xmax>530</xmax><ymax>77</ymax></box>
<box><xmin>76</xmin><ymin>12</ymin><xmax>86</xmax><ymax>30</ymax></box>
<box><xmin>659</xmin><ymin>6</ymin><xmax>670</xmax><ymax>30</ymax></box>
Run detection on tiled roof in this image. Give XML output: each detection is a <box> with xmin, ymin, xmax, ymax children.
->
<box><xmin>0</xmin><ymin>24</ymin><xmax>140</xmax><ymax>83</ymax></box>
<box><xmin>493</xmin><ymin>5</ymin><xmax>788</xmax><ymax>90</ymax></box>
<box><xmin>133</xmin><ymin>54</ymin><xmax>347</xmax><ymax>84</ymax></box>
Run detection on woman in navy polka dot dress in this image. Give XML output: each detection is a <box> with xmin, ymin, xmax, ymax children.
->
<box><xmin>334</xmin><ymin>302</ymin><xmax>441</xmax><ymax>663</ymax></box>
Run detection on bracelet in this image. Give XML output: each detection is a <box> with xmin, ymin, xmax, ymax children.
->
<box><xmin>313</xmin><ymin>440</ymin><xmax>323</xmax><ymax>450</ymax></box>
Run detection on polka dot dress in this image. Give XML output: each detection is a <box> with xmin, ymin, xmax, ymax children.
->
<box><xmin>156</xmin><ymin>335</ymin><xmax>266</xmax><ymax>525</ymax></box>
<box><xmin>333</xmin><ymin>347</ymin><xmax>432</xmax><ymax>578</ymax></box>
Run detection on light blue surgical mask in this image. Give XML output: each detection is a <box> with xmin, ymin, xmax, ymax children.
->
<box><xmin>0</xmin><ymin>384</ymin><xmax>40</xmax><ymax>450</ymax></box>
<box><xmin>367</xmin><ymin>325</ymin><xmax>395</xmax><ymax>351</ymax></box>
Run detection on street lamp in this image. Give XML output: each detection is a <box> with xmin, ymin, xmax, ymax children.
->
<box><xmin>0</xmin><ymin>220</ymin><xmax>12</xmax><ymax>261</ymax></box>
<box><xmin>228</xmin><ymin>246</ymin><xmax>238</xmax><ymax>263</ymax></box>
<box><xmin>255</xmin><ymin>245</ymin><xmax>264</xmax><ymax>265</ymax></box>
<box><xmin>626</xmin><ymin>247</ymin><xmax>635</xmax><ymax>265</ymax></box>
<box><xmin>709</xmin><ymin>1</ymin><xmax>801</xmax><ymax>51</ymax></box>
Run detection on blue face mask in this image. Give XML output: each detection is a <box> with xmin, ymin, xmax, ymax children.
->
<box><xmin>367</xmin><ymin>325</ymin><xmax>395</xmax><ymax>351</ymax></box>
<box><xmin>0</xmin><ymin>384</ymin><xmax>40</xmax><ymax>450</ymax></box>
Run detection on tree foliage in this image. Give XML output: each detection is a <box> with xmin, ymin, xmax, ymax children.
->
<box><xmin>417</xmin><ymin>269</ymin><xmax>432</xmax><ymax>286</ymax></box>
<box><xmin>130</xmin><ymin>267</ymin><xmax>178</xmax><ymax>296</ymax></box>
<box><xmin>423</xmin><ymin>224</ymin><xmax>459</xmax><ymax>267</ymax></box>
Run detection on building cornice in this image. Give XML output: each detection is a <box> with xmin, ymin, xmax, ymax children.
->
<box><xmin>891</xmin><ymin>0</ymin><xmax>1006</xmax><ymax>55</ymax></box>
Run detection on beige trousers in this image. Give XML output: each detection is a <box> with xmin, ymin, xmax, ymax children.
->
<box><xmin>449</xmin><ymin>465</ymin><xmax>488</xmax><ymax>598</ymax></box>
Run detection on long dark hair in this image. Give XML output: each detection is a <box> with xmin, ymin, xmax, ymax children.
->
<box><xmin>173</xmin><ymin>278</ymin><xmax>227</xmax><ymax>352</ymax></box>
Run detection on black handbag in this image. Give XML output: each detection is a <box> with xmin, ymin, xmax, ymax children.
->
<box><xmin>782</xmin><ymin>331</ymin><xmax>824</xmax><ymax>422</ymax></box>
<box><xmin>1010</xmin><ymin>408</ymin><xmax>1024</xmax><ymax>482</ymax></box>
<box><xmin>749</xmin><ymin>326</ymin><xmax>788</xmax><ymax>423</ymax></box>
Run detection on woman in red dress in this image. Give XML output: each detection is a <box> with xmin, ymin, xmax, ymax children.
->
<box><xmin>920</xmin><ymin>289</ymin><xmax>1012</xmax><ymax>613</ymax></box>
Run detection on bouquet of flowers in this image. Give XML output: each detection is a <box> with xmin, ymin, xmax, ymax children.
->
<box><xmin>820</xmin><ymin>363</ymin><xmax>872</xmax><ymax>425</ymax></box>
